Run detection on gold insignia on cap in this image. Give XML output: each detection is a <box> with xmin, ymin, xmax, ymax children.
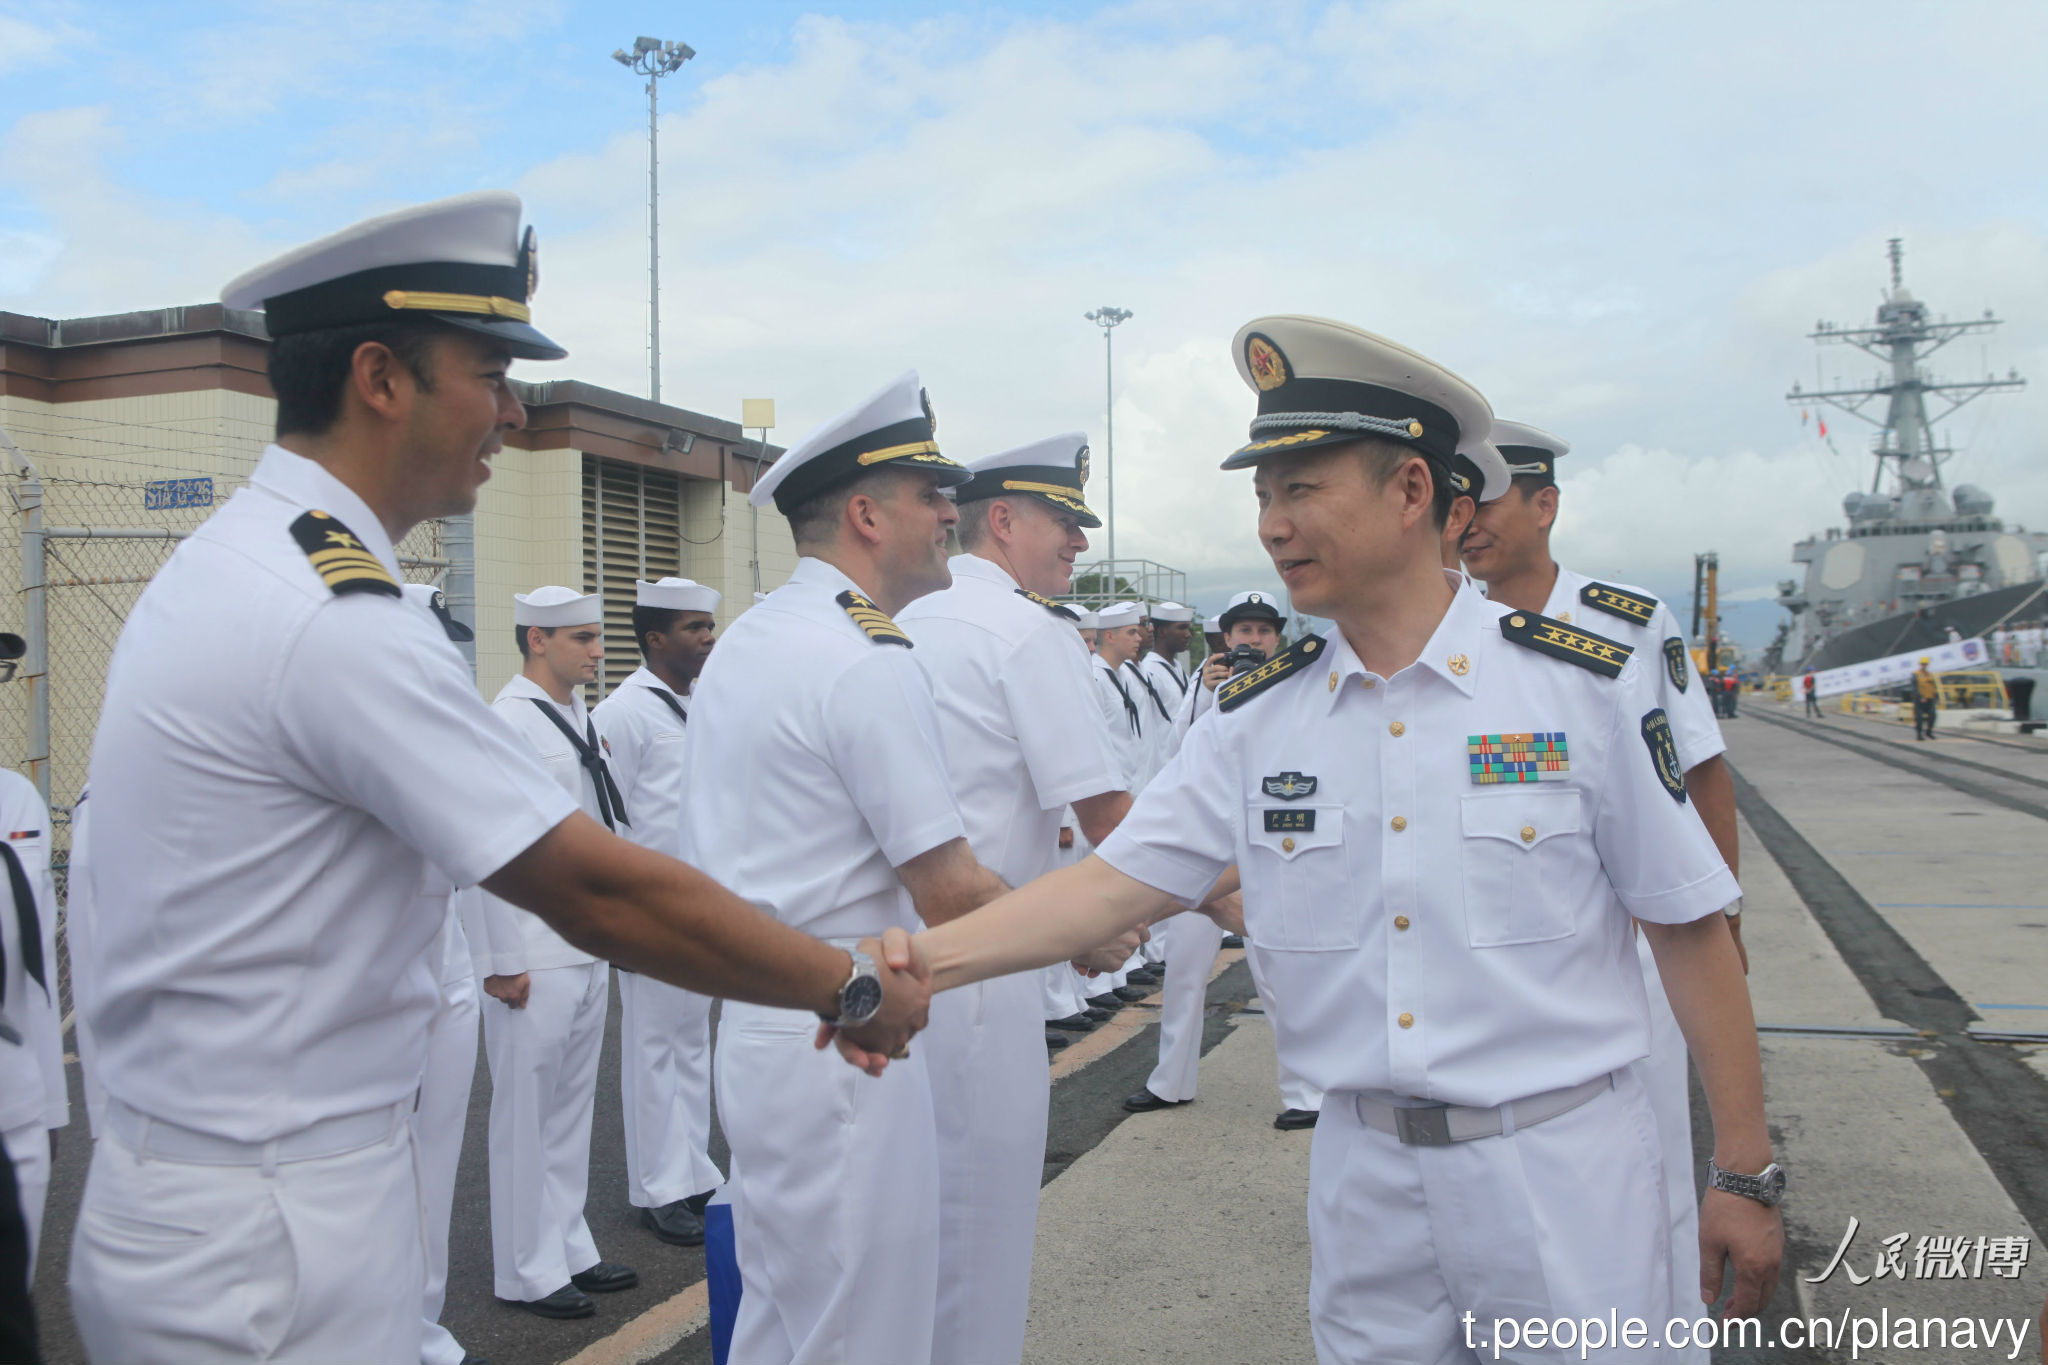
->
<box><xmin>1076</xmin><ymin>445</ymin><xmax>1091</xmax><ymax>486</ymax></box>
<box><xmin>381</xmin><ymin>290</ymin><xmax>531</xmax><ymax>322</ymax></box>
<box><xmin>523</xmin><ymin>226</ymin><xmax>539</xmax><ymax>299</ymax></box>
<box><xmin>1406</xmin><ymin>420</ymin><xmax>1424</xmax><ymax>438</ymax></box>
<box><xmin>920</xmin><ymin>388</ymin><xmax>938</xmax><ymax>437</ymax></box>
<box><xmin>1246</xmin><ymin>334</ymin><xmax>1289</xmax><ymax>391</ymax></box>
<box><xmin>1447</xmin><ymin>653</ymin><xmax>1470</xmax><ymax>676</ymax></box>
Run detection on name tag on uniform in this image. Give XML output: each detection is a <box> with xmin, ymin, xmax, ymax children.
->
<box><xmin>1467</xmin><ymin>732</ymin><xmax>1570</xmax><ymax>784</ymax></box>
<box><xmin>1264</xmin><ymin>808</ymin><xmax>1316</xmax><ymax>833</ymax></box>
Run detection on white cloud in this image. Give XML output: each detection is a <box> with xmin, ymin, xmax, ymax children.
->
<box><xmin>0</xmin><ymin>7</ymin><xmax>71</xmax><ymax>76</ymax></box>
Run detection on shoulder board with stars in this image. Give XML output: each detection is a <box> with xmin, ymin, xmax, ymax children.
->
<box><xmin>1499</xmin><ymin>610</ymin><xmax>1632</xmax><ymax>679</ymax></box>
<box><xmin>1015</xmin><ymin>587</ymin><xmax>1080</xmax><ymax>621</ymax></box>
<box><xmin>1579</xmin><ymin>581</ymin><xmax>1658</xmax><ymax>627</ymax></box>
<box><xmin>1217</xmin><ymin>635</ymin><xmax>1324</xmax><ymax>712</ymax></box>
<box><xmin>289</xmin><ymin>510</ymin><xmax>400</xmax><ymax>598</ymax></box>
<box><xmin>837</xmin><ymin>590</ymin><xmax>912</xmax><ymax>646</ymax></box>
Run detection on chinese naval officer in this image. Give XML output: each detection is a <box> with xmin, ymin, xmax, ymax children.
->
<box><xmin>906</xmin><ymin>315</ymin><xmax>1784</xmax><ymax>1363</ymax></box>
<box><xmin>67</xmin><ymin>192</ymin><xmax>928</xmax><ymax>1365</ymax></box>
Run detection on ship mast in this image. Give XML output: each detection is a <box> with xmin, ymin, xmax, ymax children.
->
<box><xmin>1786</xmin><ymin>239</ymin><xmax>2024</xmax><ymax>510</ymax></box>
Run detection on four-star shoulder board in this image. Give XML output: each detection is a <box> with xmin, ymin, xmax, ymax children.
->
<box><xmin>838</xmin><ymin>589</ymin><xmax>912</xmax><ymax>646</ymax></box>
<box><xmin>1500</xmin><ymin>611</ymin><xmax>1632</xmax><ymax>679</ymax></box>
<box><xmin>1579</xmin><ymin>581</ymin><xmax>1657</xmax><ymax>628</ymax></box>
<box><xmin>290</xmin><ymin>510</ymin><xmax>401</xmax><ymax>598</ymax></box>
<box><xmin>1015</xmin><ymin>587</ymin><xmax>1080</xmax><ymax>621</ymax></box>
<box><xmin>1218</xmin><ymin>635</ymin><xmax>1324</xmax><ymax>712</ymax></box>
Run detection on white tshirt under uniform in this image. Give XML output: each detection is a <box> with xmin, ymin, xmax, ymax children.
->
<box><xmin>682</xmin><ymin>556</ymin><xmax>967</xmax><ymax>1365</ymax></box>
<box><xmin>0</xmin><ymin>770</ymin><xmax>63</xmax><ymax>1288</ymax></box>
<box><xmin>592</xmin><ymin>665</ymin><xmax>725</xmax><ymax>1211</ymax></box>
<box><xmin>899</xmin><ymin>553</ymin><xmax>1127</xmax><ymax>1365</ymax></box>
<box><xmin>1097</xmin><ymin>578</ymin><xmax>1739</xmax><ymax>1364</ymax></box>
<box><xmin>467</xmin><ymin>672</ymin><xmax>619</xmax><ymax>1303</ymax></box>
<box><xmin>71</xmin><ymin>446</ymin><xmax>576</xmax><ymax>1363</ymax></box>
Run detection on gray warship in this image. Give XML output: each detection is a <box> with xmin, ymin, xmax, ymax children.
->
<box><xmin>1776</xmin><ymin>240</ymin><xmax>2044</xmax><ymax>671</ymax></box>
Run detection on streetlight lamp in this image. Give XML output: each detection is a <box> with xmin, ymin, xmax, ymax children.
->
<box><xmin>1084</xmin><ymin>306</ymin><xmax>1133</xmax><ymax>562</ymax></box>
<box><xmin>612</xmin><ymin>35</ymin><xmax>695</xmax><ymax>404</ymax></box>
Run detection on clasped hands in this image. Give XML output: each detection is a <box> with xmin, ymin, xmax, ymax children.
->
<box><xmin>814</xmin><ymin>929</ymin><xmax>933</xmax><ymax>1077</ymax></box>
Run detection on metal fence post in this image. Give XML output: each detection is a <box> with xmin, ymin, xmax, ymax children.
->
<box><xmin>442</xmin><ymin>513</ymin><xmax>477</xmax><ymax>675</ymax></box>
<box><xmin>0</xmin><ymin>428</ymin><xmax>47</xmax><ymax>804</ymax></box>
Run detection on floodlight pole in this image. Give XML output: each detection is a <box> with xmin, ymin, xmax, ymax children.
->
<box><xmin>614</xmin><ymin>37</ymin><xmax>696</xmax><ymax>404</ymax></box>
<box><xmin>1085</xmin><ymin>306</ymin><xmax>1132</xmax><ymax>561</ymax></box>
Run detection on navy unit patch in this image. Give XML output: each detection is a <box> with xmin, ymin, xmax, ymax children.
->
<box><xmin>1662</xmin><ymin>636</ymin><xmax>1690</xmax><ymax>693</ymax></box>
<box><xmin>1264</xmin><ymin>809</ymin><xmax>1315</xmax><ymax>833</ymax></box>
<box><xmin>1500</xmin><ymin>612</ymin><xmax>1632</xmax><ymax>679</ymax></box>
<box><xmin>1015</xmin><ymin>587</ymin><xmax>1080</xmax><ymax>621</ymax></box>
<box><xmin>289</xmin><ymin>510</ymin><xmax>400</xmax><ymax>598</ymax></box>
<box><xmin>1262</xmin><ymin>771</ymin><xmax>1318</xmax><ymax>800</ymax></box>
<box><xmin>837</xmin><ymin>590</ymin><xmax>911</xmax><ymax>646</ymax></box>
<box><xmin>1641</xmin><ymin>708</ymin><xmax>1687</xmax><ymax>803</ymax></box>
<box><xmin>1217</xmin><ymin>635</ymin><xmax>1324</xmax><ymax>712</ymax></box>
<box><xmin>1579</xmin><ymin>582</ymin><xmax>1657</xmax><ymax>627</ymax></box>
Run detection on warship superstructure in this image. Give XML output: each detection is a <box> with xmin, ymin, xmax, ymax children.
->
<box><xmin>1778</xmin><ymin>241</ymin><xmax>2043</xmax><ymax>670</ymax></box>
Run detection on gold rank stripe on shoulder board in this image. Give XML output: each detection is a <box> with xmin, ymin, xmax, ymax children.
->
<box><xmin>1499</xmin><ymin>611</ymin><xmax>1632</xmax><ymax>679</ymax></box>
<box><xmin>1218</xmin><ymin>635</ymin><xmax>1324</xmax><ymax>712</ymax></box>
<box><xmin>1578</xmin><ymin>581</ymin><xmax>1657</xmax><ymax>627</ymax></box>
<box><xmin>289</xmin><ymin>510</ymin><xmax>401</xmax><ymax>598</ymax></box>
<box><xmin>836</xmin><ymin>590</ymin><xmax>912</xmax><ymax>647</ymax></box>
<box><xmin>1014</xmin><ymin>587</ymin><xmax>1080</xmax><ymax>621</ymax></box>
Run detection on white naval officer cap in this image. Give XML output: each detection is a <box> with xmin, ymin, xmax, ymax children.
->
<box><xmin>1223</xmin><ymin>315</ymin><xmax>1504</xmax><ymax>501</ymax></box>
<box><xmin>636</xmin><ymin>577</ymin><xmax>721</xmax><ymax>613</ymax></box>
<box><xmin>951</xmin><ymin>433</ymin><xmax>1101</xmax><ymax>528</ymax></box>
<box><xmin>1490</xmin><ymin>420</ymin><xmax>1571</xmax><ymax>489</ymax></box>
<box><xmin>749</xmin><ymin>371</ymin><xmax>970</xmax><ymax>516</ymax></box>
<box><xmin>401</xmin><ymin>582</ymin><xmax>474</xmax><ymax>643</ymax></box>
<box><xmin>221</xmin><ymin>191</ymin><xmax>565</xmax><ymax>361</ymax></box>
<box><xmin>1148</xmin><ymin>601</ymin><xmax>1194</xmax><ymax>623</ymax></box>
<box><xmin>514</xmin><ymin>585</ymin><xmax>601</xmax><ymax>627</ymax></box>
<box><xmin>1096</xmin><ymin>601</ymin><xmax>1145</xmax><ymax>628</ymax></box>
<box><xmin>1219</xmin><ymin>590</ymin><xmax>1284</xmax><ymax>631</ymax></box>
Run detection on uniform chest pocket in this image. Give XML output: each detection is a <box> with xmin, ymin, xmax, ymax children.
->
<box><xmin>1458</xmin><ymin>790</ymin><xmax>1582</xmax><ymax>947</ymax></box>
<box><xmin>1241</xmin><ymin>802</ymin><xmax>1357</xmax><ymax>951</ymax></box>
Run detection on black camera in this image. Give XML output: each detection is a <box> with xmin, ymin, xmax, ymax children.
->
<box><xmin>1221</xmin><ymin>644</ymin><xmax>1268</xmax><ymax>676</ymax></box>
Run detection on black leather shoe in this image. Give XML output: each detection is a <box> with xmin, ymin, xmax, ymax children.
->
<box><xmin>1048</xmin><ymin>1013</ymin><xmax>1096</xmax><ymax>1032</ymax></box>
<box><xmin>1273</xmin><ymin>1108</ymin><xmax>1320</xmax><ymax>1130</ymax></box>
<box><xmin>1111</xmin><ymin>985</ymin><xmax>1150</xmax><ymax>1002</ymax></box>
<box><xmin>641</xmin><ymin>1199</ymin><xmax>706</xmax><ymax>1246</ymax></box>
<box><xmin>1220</xmin><ymin>934</ymin><xmax>1245</xmax><ymax>948</ymax></box>
<box><xmin>1127</xmin><ymin>966</ymin><xmax>1163</xmax><ymax>984</ymax></box>
<box><xmin>1081</xmin><ymin>1005</ymin><xmax>1112</xmax><ymax>1022</ymax></box>
<box><xmin>1086</xmin><ymin>993</ymin><xmax>1125</xmax><ymax>1013</ymax></box>
<box><xmin>1045</xmin><ymin>1028</ymin><xmax>1071</xmax><ymax>1050</ymax></box>
<box><xmin>682</xmin><ymin>1188</ymin><xmax>715</xmax><ymax>1217</ymax></box>
<box><xmin>1122</xmin><ymin>1089</ymin><xmax>1186</xmax><ymax>1113</ymax></box>
<box><xmin>513</xmin><ymin>1284</ymin><xmax>595</xmax><ymax>1319</ymax></box>
<box><xmin>571</xmin><ymin>1261</ymin><xmax>639</xmax><ymax>1293</ymax></box>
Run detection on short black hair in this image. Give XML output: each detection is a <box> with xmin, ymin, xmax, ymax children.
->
<box><xmin>632</xmin><ymin>605</ymin><xmax>686</xmax><ymax>660</ymax></box>
<box><xmin>784</xmin><ymin>468</ymin><xmax>915</xmax><ymax>549</ymax></box>
<box><xmin>267</xmin><ymin>321</ymin><xmax>446</xmax><ymax>438</ymax></box>
<box><xmin>513</xmin><ymin>623</ymin><xmax>558</xmax><ymax>660</ymax></box>
<box><xmin>1342</xmin><ymin>437</ymin><xmax>1454</xmax><ymax>531</ymax></box>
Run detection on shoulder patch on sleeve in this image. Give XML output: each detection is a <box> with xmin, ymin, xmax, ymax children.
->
<box><xmin>1641</xmin><ymin>708</ymin><xmax>1687</xmax><ymax>802</ymax></box>
<box><xmin>1579</xmin><ymin>581</ymin><xmax>1657</xmax><ymax>627</ymax></box>
<box><xmin>837</xmin><ymin>590</ymin><xmax>912</xmax><ymax>646</ymax></box>
<box><xmin>289</xmin><ymin>510</ymin><xmax>401</xmax><ymax>598</ymax></box>
<box><xmin>1499</xmin><ymin>611</ymin><xmax>1633</xmax><ymax>679</ymax></box>
<box><xmin>1662</xmin><ymin>636</ymin><xmax>1690</xmax><ymax>693</ymax></box>
<box><xmin>1217</xmin><ymin>635</ymin><xmax>1324</xmax><ymax>712</ymax></box>
<box><xmin>1015</xmin><ymin>587</ymin><xmax>1080</xmax><ymax>621</ymax></box>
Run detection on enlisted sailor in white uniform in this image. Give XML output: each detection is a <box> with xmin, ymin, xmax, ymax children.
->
<box><xmin>69</xmin><ymin>192</ymin><xmax>928</xmax><ymax>1365</ymax></box>
<box><xmin>683</xmin><ymin>372</ymin><xmax>1008</xmax><ymax>1365</ymax></box>
<box><xmin>593</xmin><ymin>576</ymin><xmax>726</xmax><ymax>1247</ymax></box>
<box><xmin>1090</xmin><ymin>601</ymin><xmax>1150</xmax><ymax>789</ymax></box>
<box><xmin>1462</xmin><ymin>421</ymin><xmax>1741</xmax><ymax>1361</ymax></box>
<box><xmin>898</xmin><ymin>434</ymin><xmax>1136</xmax><ymax>1365</ymax></box>
<box><xmin>913</xmin><ymin>315</ymin><xmax>1785</xmax><ymax>1364</ymax></box>
<box><xmin>1141</xmin><ymin>601</ymin><xmax>1195</xmax><ymax>708</ymax></box>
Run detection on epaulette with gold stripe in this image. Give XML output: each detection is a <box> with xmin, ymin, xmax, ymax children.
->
<box><xmin>1217</xmin><ymin>635</ymin><xmax>1324</xmax><ymax>712</ymax></box>
<box><xmin>1500</xmin><ymin>610</ymin><xmax>1631</xmax><ymax>679</ymax></box>
<box><xmin>289</xmin><ymin>510</ymin><xmax>400</xmax><ymax>598</ymax></box>
<box><xmin>1579</xmin><ymin>581</ymin><xmax>1657</xmax><ymax>627</ymax></box>
<box><xmin>1015</xmin><ymin>587</ymin><xmax>1080</xmax><ymax>621</ymax></box>
<box><xmin>837</xmin><ymin>590</ymin><xmax>911</xmax><ymax>646</ymax></box>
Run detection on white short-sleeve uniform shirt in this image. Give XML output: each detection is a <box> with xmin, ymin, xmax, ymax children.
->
<box><xmin>680</xmin><ymin>557</ymin><xmax>966</xmax><ymax>939</ymax></box>
<box><xmin>1090</xmin><ymin>654</ymin><xmax>1145</xmax><ymax>792</ymax></box>
<box><xmin>0</xmin><ymin>772</ymin><xmax>63</xmax><ymax>1138</ymax></box>
<box><xmin>592</xmin><ymin>666</ymin><xmax>691</xmax><ymax>860</ymax></box>
<box><xmin>83</xmin><ymin>446</ymin><xmax>578</xmax><ymax>1143</ymax></box>
<box><xmin>1097</xmin><ymin>578</ymin><xmax>1739</xmax><ymax>1109</ymax></box>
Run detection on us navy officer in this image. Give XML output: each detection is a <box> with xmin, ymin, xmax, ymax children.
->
<box><xmin>911</xmin><ymin>315</ymin><xmax>1783</xmax><ymax>1363</ymax></box>
<box><xmin>898</xmin><ymin>434</ymin><xmax>1137</xmax><ymax>1365</ymax></box>
<box><xmin>68</xmin><ymin>192</ymin><xmax>926</xmax><ymax>1364</ymax></box>
<box><xmin>681</xmin><ymin>372</ymin><xmax>1009</xmax><ymax>1365</ymax></box>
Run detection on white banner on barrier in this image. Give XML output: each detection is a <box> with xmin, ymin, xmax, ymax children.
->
<box><xmin>1810</xmin><ymin>636</ymin><xmax>1990</xmax><ymax>699</ymax></box>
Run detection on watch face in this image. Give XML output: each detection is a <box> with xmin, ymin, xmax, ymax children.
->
<box><xmin>1761</xmin><ymin>1166</ymin><xmax>1787</xmax><ymax>1205</ymax></box>
<box><xmin>842</xmin><ymin>974</ymin><xmax>884</xmax><ymax>1024</ymax></box>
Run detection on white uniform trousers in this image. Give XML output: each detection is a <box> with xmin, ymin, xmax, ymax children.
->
<box><xmin>925</xmin><ymin>973</ymin><xmax>1049</xmax><ymax>1365</ymax></box>
<box><xmin>71</xmin><ymin>1102</ymin><xmax>421</xmax><ymax>1363</ymax></box>
<box><xmin>480</xmin><ymin>959</ymin><xmax>607</xmax><ymax>1301</ymax></box>
<box><xmin>716</xmin><ymin>1001</ymin><xmax>939</xmax><ymax>1365</ymax></box>
<box><xmin>618</xmin><ymin>971</ymin><xmax>722</xmax><ymax>1209</ymax></box>
<box><xmin>1146</xmin><ymin>910</ymin><xmax>1223</xmax><ymax>1101</ymax></box>
<box><xmin>1040</xmin><ymin>963</ymin><xmax>1086</xmax><ymax>1020</ymax></box>
<box><xmin>1307</xmin><ymin>1069</ymin><xmax>1676</xmax><ymax>1364</ymax></box>
<box><xmin>1632</xmin><ymin>933</ymin><xmax>1708</xmax><ymax>1364</ymax></box>
<box><xmin>0</xmin><ymin>1122</ymin><xmax>48</xmax><ymax>1286</ymax></box>
<box><xmin>416</xmin><ymin>964</ymin><xmax>479</xmax><ymax>1365</ymax></box>
<box><xmin>1242</xmin><ymin>943</ymin><xmax>1325</xmax><ymax>1114</ymax></box>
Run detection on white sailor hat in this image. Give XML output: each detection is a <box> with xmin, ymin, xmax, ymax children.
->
<box><xmin>514</xmin><ymin>585</ymin><xmax>601</xmax><ymax>627</ymax></box>
<box><xmin>951</xmin><ymin>433</ymin><xmax>1100</xmax><ymax>528</ymax></box>
<box><xmin>1219</xmin><ymin>590</ymin><xmax>1284</xmax><ymax>631</ymax></box>
<box><xmin>1096</xmin><ymin>601</ymin><xmax>1145</xmax><ymax>628</ymax></box>
<box><xmin>636</xmin><ymin>577</ymin><xmax>721</xmax><ymax>613</ymax></box>
<box><xmin>1148</xmin><ymin>600</ymin><xmax>1194</xmax><ymax>623</ymax></box>
<box><xmin>1075</xmin><ymin>610</ymin><xmax>1101</xmax><ymax>629</ymax></box>
<box><xmin>1222</xmin><ymin>317</ymin><xmax>1495</xmax><ymax>495</ymax></box>
<box><xmin>222</xmin><ymin>191</ymin><xmax>564</xmax><ymax>361</ymax></box>
<box><xmin>402</xmin><ymin>582</ymin><xmax>474</xmax><ymax>643</ymax></box>
<box><xmin>1202</xmin><ymin>615</ymin><xmax>1223</xmax><ymax>634</ymax></box>
<box><xmin>1490</xmin><ymin>420</ymin><xmax>1571</xmax><ymax>488</ymax></box>
<box><xmin>749</xmin><ymin>370</ymin><xmax>969</xmax><ymax>516</ymax></box>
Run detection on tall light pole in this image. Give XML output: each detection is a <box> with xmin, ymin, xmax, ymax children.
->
<box><xmin>613</xmin><ymin>35</ymin><xmax>695</xmax><ymax>404</ymax></box>
<box><xmin>1084</xmin><ymin>306</ymin><xmax>1132</xmax><ymax>562</ymax></box>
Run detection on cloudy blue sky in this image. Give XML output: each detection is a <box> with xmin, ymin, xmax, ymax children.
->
<box><xmin>7</xmin><ymin>0</ymin><xmax>2048</xmax><ymax>645</ymax></box>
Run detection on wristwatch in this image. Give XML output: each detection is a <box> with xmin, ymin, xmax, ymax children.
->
<box><xmin>1707</xmin><ymin>1157</ymin><xmax>1786</xmax><ymax>1207</ymax></box>
<box><xmin>818</xmin><ymin>948</ymin><xmax>884</xmax><ymax>1028</ymax></box>
<box><xmin>1722</xmin><ymin>896</ymin><xmax>1744</xmax><ymax>919</ymax></box>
